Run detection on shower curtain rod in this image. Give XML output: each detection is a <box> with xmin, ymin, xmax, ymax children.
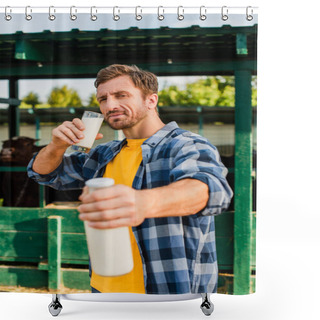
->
<box><xmin>0</xmin><ymin>6</ymin><xmax>258</xmax><ymax>14</ymax></box>
<box><xmin>0</xmin><ymin>6</ymin><xmax>258</xmax><ymax>22</ymax></box>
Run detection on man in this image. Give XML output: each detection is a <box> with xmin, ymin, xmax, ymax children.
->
<box><xmin>27</xmin><ymin>64</ymin><xmax>233</xmax><ymax>295</ymax></box>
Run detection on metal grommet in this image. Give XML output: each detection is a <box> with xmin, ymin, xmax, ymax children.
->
<box><xmin>135</xmin><ymin>6</ymin><xmax>142</xmax><ymax>21</ymax></box>
<box><xmin>158</xmin><ymin>6</ymin><xmax>164</xmax><ymax>21</ymax></box>
<box><xmin>246</xmin><ymin>6</ymin><xmax>253</xmax><ymax>21</ymax></box>
<box><xmin>177</xmin><ymin>6</ymin><xmax>184</xmax><ymax>21</ymax></box>
<box><xmin>90</xmin><ymin>6</ymin><xmax>97</xmax><ymax>21</ymax></box>
<box><xmin>200</xmin><ymin>6</ymin><xmax>207</xmax><ymax>21</ymax></box>
<box><xmin>25</xmin><ymin>6</ymin><xmax>32</xmax><ymax>21</ymax></box>
<box><xmin>5</xmin><ymin>6</ymin><xmax>12</xmax><ymax>21</ymax></box>
<box><xmin>49</xmin><ymin>6</ymin><xmax>56</xmax><ymax>21</ymax></box>
<box><xmin>70</xmin><ymin>6</ymin><xmax>77</xmax><ymax>21</ymax></box>
<box><xmin>113</xmin><ymin>6</ymin><xmax>120</xmax><ymax>21</ymax></box>
<box><xmin>221</xmin><ymin>6</ymin><xmax>228</xmax><ymax>21</ymax></box>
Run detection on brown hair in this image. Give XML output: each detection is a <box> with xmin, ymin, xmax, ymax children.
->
<box><xmin>94</xmin><ymin>64</ymin><xmax>158</xmax><ymax>99</ymax></box>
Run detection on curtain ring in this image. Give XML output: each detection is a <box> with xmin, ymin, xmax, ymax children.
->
<box><xmin>135</xmin><ymin>6</ymin><xmax>142</xmax><ymax>21</ymax></box>
<box><xmin>221</xmin><ymin>6</ymin><xmax>228</xmax><ymax>21</ymax></box>
<box><xmin>200</xmin><ymin>6</ymin><xmax>207</xmax><ymax>21</ymax></box>
<box><xmin>49</xmin><ymin>6</ymin><xmax>56</xmax><ymax>21</ymax></box>
<box><xmin>157</xmin><ymin>6</ymin><xmax>164</xmax><ymax>21</ymax></box>
<box><xmin>25</xmin><ymin>6</ymin><xmax>32</xmax><ymax>21</ymax></box>
<box><xmin>177</xmin><ymin>6</ymin><xmax>184</xmax><ymax>21</ymax></box>
<box><xmin>246</xmin><ymin>6</ymin><xmax>253</xmax><ymax>21</ymax></box>
<box><xmin>70</xmin><ymin>6</ymin><xmax>77</xmax><ymax>21</ymax></box>
<box><xmin>113</xmin><ymin>6</ymin><xmax>120</xmax><ymax>21</ymax></box>
<box><xmin>90</xmin><ymin>6</ymin><xmax>97</xmax><ymax>21</ymax></box>
<box><xmin>5</xmin><ymin>6</ymin><xmax>12</xmax><ymax>21</ymax></box>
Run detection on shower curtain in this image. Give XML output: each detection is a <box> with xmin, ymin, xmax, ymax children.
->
<box><xmin>0</xmin><ymin>6</ymin><xmax>257</xmax><ymax>299</ymax></box>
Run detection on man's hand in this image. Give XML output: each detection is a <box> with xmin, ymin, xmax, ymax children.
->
<box><xmin>32</xmin><ymin>117</ymin><xmax>104</xmax><ymax>175</ymax></box>
<box><xmin>77</xmin><ymin>179</ymin><xmax>209</xmax><ymax>229</ymax></box>
<box><xmin>51</xmin><ymin>118</ymin><xmax>103</xmax><ymax>149</ymax></box>
<box><xmin>77</xmin><ymin>185</ymin><xmax>146</xmax><ymax>229</ymax></box>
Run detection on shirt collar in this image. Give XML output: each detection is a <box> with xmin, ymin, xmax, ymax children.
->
<box><xmin>143</xmin><ymin>121</ymin><xmax>179</xmax><ymax>148</ymax></box>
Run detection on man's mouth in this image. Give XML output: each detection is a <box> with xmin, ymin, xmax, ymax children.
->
<box><xmin>107</xmin><ymin>112</ymin><xmax>125</xmax><ymax>120</ymax></box>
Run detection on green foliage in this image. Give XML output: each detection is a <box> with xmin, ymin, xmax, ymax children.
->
<box><xmin>18</xmin><ymin>75</ymin><xmax>257</xmax><ymax>110</ymax></box>
<box><xmin>158</xmin><ymin>76</ymin><xmax>257</xmax><ymax>107</ymax></box>
<box><xmin>20</xmin><ymin>91</ymin><xmax>49</xmax><ymax>109</ymax></box>
<box><xmin>87</xmin><ymin>93</ymin><xmax>99</xmax><ymax>107</ymax></box>
<box><xmin>19</xmin><ymin>102</ymin><xmax>51</xmax><ymax>109</ymax></box>
<box><xmin>47</xmin><ymin>85</ymin><xmax>82</xmax><ymax>107</ymax></box>
<box><xmin>251</xmin><ymin>76</ymin><xmax>257</xmax><ymax>106</ymax></box>
<box><xmin>22</xmin><ymin>92</ymin><xmax>41</xmax><ymax>106</ymax></box>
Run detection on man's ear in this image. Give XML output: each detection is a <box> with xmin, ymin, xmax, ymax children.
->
<box><xmin>146</xmin><ymin>93</ymin><xmax>158</xmax><ymax>110</ymax></box>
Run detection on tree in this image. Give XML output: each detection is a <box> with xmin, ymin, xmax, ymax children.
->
<box><xmin>47</xmin><ymin>85</ymin><xmax>82</xmax><ymax>107</ymax></box>
<box><xmin>21</xmin><ymin>92</ymin><xmax>41</xmax><ymax>106</ymax></box>
<box><xmin>158</xmin><ymin>76</ymin><xmax>257</xmax><ymax>107</ymax></box>
<box><xmin>157</xmin><ymin>85</ymin><xmax>186</xmax><ymax>106</ymax></box>
<box><xmin>251</xmin><ymin>76</ymin><xmax>257</xmax><ymax>106</ymax></box>
<box><xmin>158</xmin><ymin>76</ymin><xmax>235</xmax><ymax>107</ymax></box>
<box><xmin>87</xmin><ymin>93</ymin><xmax>99</xmax><ymax>107</ymax></box>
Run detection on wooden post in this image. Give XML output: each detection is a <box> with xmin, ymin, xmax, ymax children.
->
<box><xmin>234</xmin><ymin>69</ymin><xmax>253</xmax><ymax>294</ymax></box>
<box><xmin>8</xmin><ymin>78</ymin><xmax>20</xmax><ymax>138</ymax></box>
<box><xmin>39</xmin><ymin>185</ymin><xmax>45</xmax><ymax>208</ymax></box>
<box><xmin>197</xmin><ymin>106</ymin><xmax>204</xmax><ymax>136</ymax></box>
<box><xmin>48</xmin><ymin>216</ymin><xmax>62</xmax><ymax>291</ymax></box>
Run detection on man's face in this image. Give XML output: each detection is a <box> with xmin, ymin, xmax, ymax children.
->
<box><xmin>96</xmin><ymin>75</ymin><xmax>149</xmax><ymax>131</ymax></box>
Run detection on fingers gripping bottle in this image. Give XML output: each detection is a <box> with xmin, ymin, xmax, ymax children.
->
<box><xmin>84</xmin><ymin>178</ymin><xmax>134</xmax><ymax>276</ymax></box>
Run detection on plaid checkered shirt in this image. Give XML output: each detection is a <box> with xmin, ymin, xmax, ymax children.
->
<box><xmin>27</xmin><ymin>121</ymin><xmax>233</xmax><ymax>294</ymax></box>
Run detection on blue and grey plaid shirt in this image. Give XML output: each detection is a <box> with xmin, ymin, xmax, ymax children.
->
<box><xmin>28</xmin><ymin>121</ymin><xmax>233</xmax><ymax>294</ymax></box>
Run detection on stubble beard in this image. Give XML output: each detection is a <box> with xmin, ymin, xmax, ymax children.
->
<box><xmin>105</xmin><ymin>108</ymin><xmax>148</xmax><ymax>131</ymax></box>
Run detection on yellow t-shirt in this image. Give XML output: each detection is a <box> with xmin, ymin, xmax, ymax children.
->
<box><xmin>90</xmin><ymin>138</ymin><xmax>146</xmax><ymax>293</ymax></box>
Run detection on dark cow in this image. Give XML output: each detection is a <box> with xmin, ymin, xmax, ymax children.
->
<box><xmin>0</xmin><ymin>136</ymin><xmax>81</xmax><ymax>207</ymax></box>
<box><xmin>0</xmin><ymin>137</ymin><xmax>44</xmax><ymax>207</ymax></box>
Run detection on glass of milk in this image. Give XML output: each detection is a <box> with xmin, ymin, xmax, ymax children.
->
<box><xmin>83</xmin><ymin>178</ymin><xmax>134</xmax><ymax>276</ymax></box>
<box><xmin>72</xmin><ymin>111</ymin><xmax>104</xmax><ymax>152</ymax></box>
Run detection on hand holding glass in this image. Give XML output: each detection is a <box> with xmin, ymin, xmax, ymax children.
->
<box><xmin>72</xmin><ymin>111</ymin><xmax>104</xmax><ymax>152</ymax></box>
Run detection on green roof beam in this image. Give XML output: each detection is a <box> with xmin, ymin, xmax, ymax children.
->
<box><xmin>15</xmin><ymin>39</ymin><xmax>53</xmax><ymax>62</ymax></box>
<box><xmin>0</xmin><ymin>60</ymin><xmax>257</xmax><ymax>79</ymax></box>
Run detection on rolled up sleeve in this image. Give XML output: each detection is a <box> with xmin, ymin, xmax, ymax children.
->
<box><xmin>27</xmin><ymin>152</ymin><xmax>88</xmax><ymax>190</ymax></box>
<box><xmin>169</xmin><ymin>136</ymin><xmax>233</xmax><ymax>216</ymax></box>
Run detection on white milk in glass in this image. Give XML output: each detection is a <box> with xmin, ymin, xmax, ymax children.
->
<box><xmin>84</xmin><ymin>178</ymin><xmax>134</xmax><ymax>276</ymax></box>
<box><xmin>72</xmin><ymin>111</ymin><xmax>104</xmax><ymax>152</ymax></box>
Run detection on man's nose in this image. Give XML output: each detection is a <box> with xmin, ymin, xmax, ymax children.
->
<box><xmin>102</xmin><ymin>97</ymin><xmax>118</xmax><ymax>112</ymax></box>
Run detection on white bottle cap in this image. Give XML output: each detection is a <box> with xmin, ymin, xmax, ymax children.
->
<box><xmin>85</xmin><ymin>178</ymin><xmax>114</xmax><ymax>190</ymax></box>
